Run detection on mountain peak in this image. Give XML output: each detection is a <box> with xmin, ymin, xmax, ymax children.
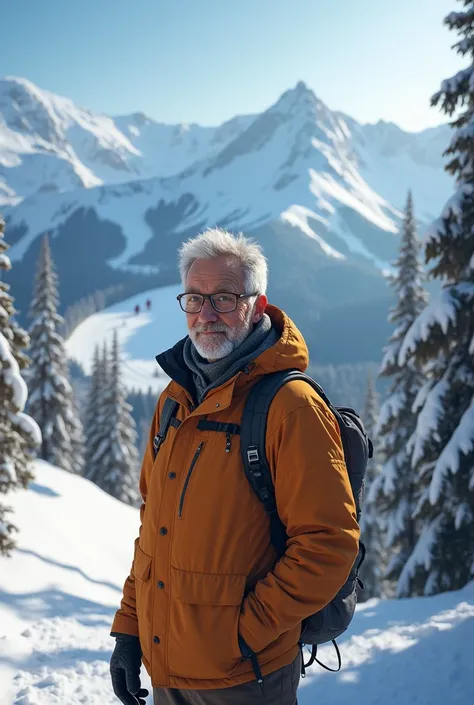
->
<box><xmin>295</xmin><ymin>80</ymin><xmax>311</xmax><ymax>93</ymax></box>
<box><xmin>286</xmin><ymin>80</ymin><xmax>316</xmax><ymax>102</ymax></box>
<box><xmin>269</xmin><ymin>80</ymin><xmax>328</xmax><ymax>125</ymax></box>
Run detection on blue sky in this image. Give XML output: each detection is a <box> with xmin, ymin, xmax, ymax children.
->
<box><xmin>2</xmin><ymin>0</ymin><xmax>463</xmax><ymax>131</ymax></box>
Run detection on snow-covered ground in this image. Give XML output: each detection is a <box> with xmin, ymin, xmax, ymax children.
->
<box><xmin>1</xmin><ymin>461</ymin><xmax>473</xmax><ymax>705</ymax></box>
<box><xmin>65</xmin><ymin>283</ymin><xmax>188</xmax><ymax>393</ymax></box>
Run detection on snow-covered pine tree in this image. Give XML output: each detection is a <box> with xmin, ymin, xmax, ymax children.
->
<box><xmin>371</xmin><ymin>191</ymin><xmax>428</xmax><ymax>596</ymax></box>
<box><xmin>359</xmin><ymin>370</ymin><xmax>385</xmax><ymax>599</ymax></box>
<box><xmin>26</xmin><ymin>235</ymin><xmax>84</xmax><ymax>474</ymax></box>
<box><xmin>69</xmin><ymin>393</ymin><xmax>85</xmax><ymax>476</ymax></box>
<box><xmin>91</xmin><ymin>330</ymin><xmax>140</xmax><ymax>505</ymax></box>
<box><xmin>84</xmin><ymin>344</ymin><xmax>106</xmax><ymax>482</ymax></box>
<box><xmin>397</xmin><ymin>2</ymin><xmax>474</xmax><ymax>596</ymax></box>
<box><xmin>0</xmin><ymin>216</ymin><xmax>41</xmax><ymax>555</ymax></box>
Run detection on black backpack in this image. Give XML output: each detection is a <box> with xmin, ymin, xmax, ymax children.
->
<box><xmin>154</xmin><ymin>369</ymin><xmax>372</xmax><ymax>675</ymax></box>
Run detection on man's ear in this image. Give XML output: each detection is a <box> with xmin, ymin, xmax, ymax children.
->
<box><xmin>252</xmin><ymin>294</ymin><xmax>268</xmax><ymax>323</ymax></box>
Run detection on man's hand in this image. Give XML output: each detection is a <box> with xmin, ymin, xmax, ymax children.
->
<box><xmin>110</xmin><ymin>634</ymin><xmax>149</xmax><ymax>705</ymax></box>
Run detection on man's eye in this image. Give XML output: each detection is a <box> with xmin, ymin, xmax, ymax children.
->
<box><xmin>188</xmin><ymin>295</ymin><xmax>201</xmax><ymax>303</ymax></box>
<box><xmin>216</xmin><ymin>294</ymin><xmax>232</xmax><ymax>302</ymax></box>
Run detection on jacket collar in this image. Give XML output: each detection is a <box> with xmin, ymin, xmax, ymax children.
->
<box><xmin>155</xmin><ymin>337</ymin><xmax>195</xmax><ymax>402</ymax></box>
<box><xmin>155</xmin><ymin>304</ymin><xmax>309</xmax><ymax>409</ymax></box>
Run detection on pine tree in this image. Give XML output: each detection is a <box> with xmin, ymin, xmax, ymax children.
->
<box><xmin>84</xmin><ymin>344</ymin><xmax>106</xmax><ymax>482</ymax></box>
<box><xmin>69</xmin><ymin>395</ymin><xmax>85</xmax><ymax>476</ymax></box>
<box><xmin>359</xmin><ymin>371</ymin><xmax>385</xmax><ymax>599</ymax></box>
<box><xmin>91</xmin><ymin>330</ymin><xmax>140</xmax><ymax>505</ymax></box>
<box><xmin>397</xmin><ymin>3</ymin><xmax>474</xmax><ymax>595</ymax></box>
<box><xmin>26</xmin><ymin>235</ymin><xmax>84</xmax><ymax>474</ymax></box>
<box><xmin>372</xmin><ymin>192</ymin><xmax>428</xmax><ymax>596</ymax></box>
<box><xmin>0</xmin><ymin>217</ymin><xmax>41</xmax><ymax>555</ymax></box>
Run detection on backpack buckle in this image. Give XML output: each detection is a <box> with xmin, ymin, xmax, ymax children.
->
<box><xmin>247</xmin><ymin>447</ymin><xmax>260</xmax><ymax>464</ymax></box>
<box><xmin>153</xmin><ymin>433</ymin><xmax>164</xmax><ymax>452</ymax></box>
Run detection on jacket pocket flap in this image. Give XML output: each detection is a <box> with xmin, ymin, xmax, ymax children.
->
<box><xmin>133</xmin><ymin>544</ymin><xmax>152</xmax><ymax>582</ymax></box>
<box><xmin>171</xmin><ymin>567</ymin><xmax>245</xmax><ymax>606</ymax></box>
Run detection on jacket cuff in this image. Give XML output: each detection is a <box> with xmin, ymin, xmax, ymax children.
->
<box><xmin>110</xmin><ymin>611</ymin><xmax>139</xmax><ymax>637</ymax></box>
<box><xmin>110</xmin><ymin>632</ymin><xmax>140</xmax><ymax>640</ymax></box>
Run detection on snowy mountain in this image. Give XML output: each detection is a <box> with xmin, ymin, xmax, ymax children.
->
<box><xmin>113</xmin><ymin>111</ymin><xmax>256</xmax><ymax>182</ymax></box>
<box><xmin>0</xmin><ymin>76</ymin><xmax>254</xmax><ymax>205</ymax></box>
<box><xmin>1</xmin><ymin>77</ymin><xmax>454</xmax><ymax>363</ymax></box>
<box><xmin>1</xmin><ymin>460</ymin><xmax>473</xmax><ymax>704</ymax></box>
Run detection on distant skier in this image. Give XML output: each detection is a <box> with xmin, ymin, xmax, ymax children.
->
<box><xmin>146</xmin><ymin>299</ymin><xmax>151</xmax><ymax>311</ymax></box>
<box><xmin>134</xmin><ymin>304</ymin><xmax>140</xmax><ymax>315</ymax></box>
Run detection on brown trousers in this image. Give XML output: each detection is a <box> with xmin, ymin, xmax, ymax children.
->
<box><xmin>153</xmin><ymin>652</ymin><xmax>301</xmax><ymax>705</ymax></box>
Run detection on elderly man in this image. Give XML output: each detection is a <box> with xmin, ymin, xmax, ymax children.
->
<box><xmin>110</xmin><ymin>228</ymin><xmax>359</xmax><ymax>705</ymax></box>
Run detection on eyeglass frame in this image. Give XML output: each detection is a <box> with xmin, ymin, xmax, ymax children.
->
<box><xmin>176</xmin><ymin>291</ymin><xmax>259</xmax><ymax>313</ymax></box>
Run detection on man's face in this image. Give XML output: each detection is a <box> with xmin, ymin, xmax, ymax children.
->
<box><xmin>184</xmin><ymin>256</ymin><xmax>267</xmax><ymax>361</ymax></box>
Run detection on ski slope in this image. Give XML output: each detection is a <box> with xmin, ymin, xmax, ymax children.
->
<box><xmin>1</xmin><ymin>461</ymin><xmax>473</xmax><ymax>705</ymax></box>
<box><xmin>65</xmin><ymin>283</ymin><xmax>188</xmax><ymax>393</ymax></box>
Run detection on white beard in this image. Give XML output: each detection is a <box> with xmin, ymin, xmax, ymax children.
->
<box><xmin>189</xmin><ymin>311</ymin><xmax>254</xmax><ymax>361</ymax></box>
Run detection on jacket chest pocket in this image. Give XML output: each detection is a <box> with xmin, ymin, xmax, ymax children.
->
<box><xmin>178</xmin><ymin>441</ymin><xmax>204</xmax><ymax>519</ymax></box>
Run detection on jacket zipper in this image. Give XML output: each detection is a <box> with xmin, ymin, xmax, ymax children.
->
<box><xmin>178</xmin><ymin>442</ymin><xmax>204</xmax><ymax>518</ymax></box>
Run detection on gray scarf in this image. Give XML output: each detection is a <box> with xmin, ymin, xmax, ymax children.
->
<box><xmin>183</xmin><ymin>313</ymin><xmax>278</xmax><ymax>403</ymax></box>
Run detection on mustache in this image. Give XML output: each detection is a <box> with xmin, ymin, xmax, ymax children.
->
<box><xmin>193</xmin><ymin>323</ymin><xmax>229</xmax><ymax>333</ymax></box>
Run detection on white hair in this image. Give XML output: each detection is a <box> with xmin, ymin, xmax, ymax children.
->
<box><xmin>178</xmin><ymin>227</ymin><xmax>268</xmax><ymax>295</ymax></box>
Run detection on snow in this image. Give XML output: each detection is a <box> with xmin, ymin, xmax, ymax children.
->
<box><xmin>345</xmin><ymin>118</ymin><xmax>453</xmax><ymax>223</ymax></box>
<box><xmin>65</xmin><ymin>284</ymin><xmax>187</xmax><ymax>392</ymax></box>
<box><xmin>0</xmin><ymin>460</ymin><xmax>141</xmax><ymax>704</ymax></box>
<box><xmin>385</xmin><ymin>497</ymin><xmax>409</xmax><ymax>547</ymax></box>
<box><xmin>430</xmin><ymin>394</ymin><xmax>474</xmax><ymax>504</ymax></box>
<box><xmin>1</xmin><ymin>460</ymin><xmax>473</xmax><ymax>705</ymax></box>
<box><xmin>0</xmin><ymin>253</ymin><xmax>11</xmax><ymax>270</ymax></box>
<box><xmin>438</xmin><ymin>67</ymin><xmax>473</xmax><ymax>99</ymax></box>
<box><xmin>11</xmin><ymin>411</ymin><xmax>42</xmax><ymax>447</ymax></box>
<box><xmin>397</xmin><ymin>517</ymin><xmax>442</xmax><ymax>597</ymax></box>
<box><xmin>411</xmin><ymin>376</ymin><xmax>450</xmax><ymax>467</ymax></box>
<box><xmin>373</xmin><ymin>451</ymin><xmax>406</xmax><ymax>499</ymax></box>
<box><xmin>377</xmin><ymin>388</ymin><xmax>406</xmax><ymax>431</ymax></box>
<box><xmin>399</xmin><ymin>288</ymin><xmax>461</xmax><ymax>364</ymax></box>
<box><xmin>425</xmin><ymin>183</ymin><xmax>474</xmax><ymax>246</ymax></box>
<box><xmin>412</xmin><ymin>378</ymin><xmax>432</xmax><ymax>413</ymax></box>
<box><xmin>379</xmin><ymin>340</ymin><xmax>398</xmax><ymax>372</ymax></box>
<box><xmin>455</xmin><ymin>503</ymin><xmax>472</xmax><ymax>531</ymax></box>
<box><xmin>280</xmin><ymin>205</ymin><xmax>345</xmax><ymax>259</ymax></box>
<box><xmin>0</xmin><ymin>331</ymin><xmax>28</xmax><ymax>410</ymax></box>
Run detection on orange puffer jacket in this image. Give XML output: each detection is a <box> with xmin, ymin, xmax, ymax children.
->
<box><xmin>111</xmin><ymin>305</ymin><xmax>360</xmax><ymax>689</ymax></box>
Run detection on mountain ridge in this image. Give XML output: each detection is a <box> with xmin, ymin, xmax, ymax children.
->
<box><xmin>0</xmin><ymin>77</ymin><xmax>453</xmax><ymax>363</ymax></box>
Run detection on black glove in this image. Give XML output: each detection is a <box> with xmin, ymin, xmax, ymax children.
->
<box><xmin>110</xmin><ymin>633</ymin><xmax>149</xmax><ymax>705</ymax></box>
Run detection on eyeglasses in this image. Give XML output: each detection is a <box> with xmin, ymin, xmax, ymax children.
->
<box><xmin>177</xmin><ymin>291</ymin><xmax>258</xmax><ymax>313</ymax></box>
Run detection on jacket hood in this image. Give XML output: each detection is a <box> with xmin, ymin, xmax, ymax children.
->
<box><xmin>251</xmin><ymin>304</ymin><xmax>308</xmax><ymax>376</ymax></box>
<box><xmin>155</xmin><ymin>304</ymin><xmax>309</xmax><ymax>395</ymax></box>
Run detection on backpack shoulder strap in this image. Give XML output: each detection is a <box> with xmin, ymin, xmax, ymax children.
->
<box><xmin>240</xmin><ymin>369</ymin><xmax>319</xmax><ymax>555</ymax></box>
<box><xmin>153</xmin><ymin>397</ymin><xmax>180</xmax><ymax>457</ymax></box>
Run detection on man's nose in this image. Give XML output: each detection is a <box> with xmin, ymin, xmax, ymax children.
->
<box><xmin>198</xmin><ymin>298</ymin><xmax>218</xmax><ymax>323</ymax></box>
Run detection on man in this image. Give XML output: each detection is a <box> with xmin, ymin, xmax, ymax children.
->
<box><xmin>110</xmin><ymin>228</ymin><xmax>360</xmax><ymax>705</ymax></box>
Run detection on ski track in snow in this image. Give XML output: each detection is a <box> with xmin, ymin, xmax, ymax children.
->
<box><xmin>65</xmin><ymin>283</ymin><xmax>187</xmax><ymax>393</ymax></box>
